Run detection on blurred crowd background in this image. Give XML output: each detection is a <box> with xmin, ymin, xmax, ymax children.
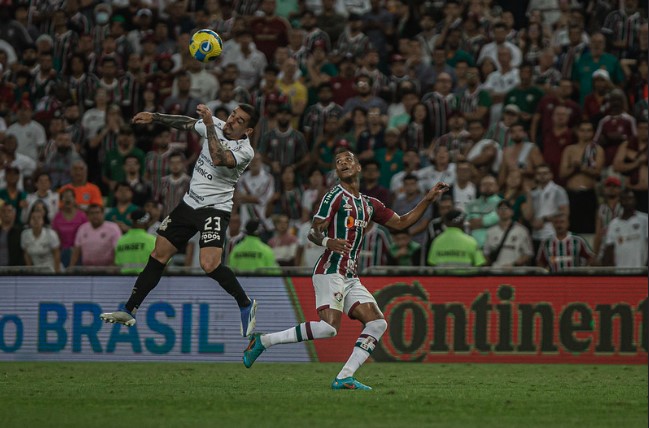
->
<box><xmin>0</xmin><ymin>0</ymin><xmax>646</xmax><ymax>274</ymax></box>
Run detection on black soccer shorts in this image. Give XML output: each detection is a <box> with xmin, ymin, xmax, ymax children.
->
<box><xmin>157</xmin><ymin>200</ymin><xmax>231</xmax><ymax>249</ymax></box>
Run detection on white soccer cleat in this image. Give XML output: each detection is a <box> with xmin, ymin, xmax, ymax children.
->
<box><xmin>100</xmin><ymin>310</ymin><xmax>136</xmax><ymax>327</ymax></box>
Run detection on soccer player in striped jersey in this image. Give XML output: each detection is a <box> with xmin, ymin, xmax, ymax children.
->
<box><xmin>244</xmin><ymin>150</ymin><xmax>448</xmax><ymax>390</ymax></box>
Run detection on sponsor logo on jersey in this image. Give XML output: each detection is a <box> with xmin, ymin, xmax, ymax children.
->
<box><xmin>334</xmin><ymin>292</ymin><xmax>343</xmax><ymax>302</ymax></box>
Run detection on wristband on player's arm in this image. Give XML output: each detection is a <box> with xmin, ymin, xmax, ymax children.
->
<box><xmin>321</xmin><ymin>237</ymin><xmax>330</xmax><ymax>248</ymax></box>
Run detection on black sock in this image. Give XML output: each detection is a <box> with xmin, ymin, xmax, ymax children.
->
<box><xmin>206</xmin><ymin>264</ymin><xmax>251</xmax><ymax>308</ymax></box>
<box><xmin>125</xmin><ymin>256</ymin><xmax>166</xmax><ymax>314</ymax></box>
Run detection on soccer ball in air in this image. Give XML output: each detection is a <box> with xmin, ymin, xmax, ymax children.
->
<box><xmin>189</xmin><ymin>29</ymin><xmax>223</xmax><ymax>62</ymax></box>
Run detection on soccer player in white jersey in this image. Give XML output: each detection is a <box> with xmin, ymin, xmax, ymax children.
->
<box><xmin>243</xmin><ymin>150</ymin><xmax>448</xmax><ymax>390</ymax></box>
<box><xmin>100</xmin><ymin>104</ymin><xmax>260</xmax><ymax>337</ymax></box>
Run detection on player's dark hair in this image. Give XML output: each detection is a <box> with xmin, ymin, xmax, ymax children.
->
<box><xmin>238</xmin><ymin>103</ymin><xmax>259</xmax><ymax>129</ymax></box>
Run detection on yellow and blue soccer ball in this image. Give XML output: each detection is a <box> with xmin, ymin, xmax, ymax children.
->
<box><xmin>189</xmin><ymin>29</ymin><xmax>223</xmax><ymax>62</ymax></box>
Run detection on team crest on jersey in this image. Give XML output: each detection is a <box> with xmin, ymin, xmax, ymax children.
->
<box><xmin>342</xmin><ymin>196</ymin><xmax>352</xmax><ymax>212</ymax></box>
<box><xmin>334</xmin><ymin>292</ymin><xmax>343</xmax><ymax>302</ymax></box>
<box><xmin>159</xmin><ymin>216</ymin><xmax>172</xmax><ymax>231</ymax></box>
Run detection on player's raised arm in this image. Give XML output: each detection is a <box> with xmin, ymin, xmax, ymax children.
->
<box><xmin>308</xmin><ymin>217</ymin><xmax>351</xmax><ymax>254</ymax></box>
<box><xmin>197</xmin><ymin>104</ymin><xmax>238</xmax><ymax>168</ymax></box>
<box><xmin>383</xmin><ymin>182</ymin><xmax>449</xmax><ymax>230</ymax></box>
<box><xmin>132</xmin><ymin>111</ymin><xmax>198</xmax><ymax>131</ymax></box>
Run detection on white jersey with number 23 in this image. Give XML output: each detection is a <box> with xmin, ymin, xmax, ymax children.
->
<box><xmin>183</xmin><ymin>117</ymin><xmax>254</xmax><ymax>211</ymax></box>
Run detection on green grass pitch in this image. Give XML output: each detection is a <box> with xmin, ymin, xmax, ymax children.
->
<box><xmin>1</xmin><ymin>362</ymin><xmax>646</xmax><ymax>428</ymax></box>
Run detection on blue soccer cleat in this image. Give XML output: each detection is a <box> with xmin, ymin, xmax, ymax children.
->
<box><xmin>243</xmin><ymin>333</ymin><xmax>266</xmax><ymax>368</ymax></box>
<box><xmin>240</xmin><ymin>299</ymin><xmax>257</xmax><ymax>337</ymax></box>
<box><xmin>331</xmin><ymin>377</ymin><xmax>372</xmax><ymax>391</ymax></box>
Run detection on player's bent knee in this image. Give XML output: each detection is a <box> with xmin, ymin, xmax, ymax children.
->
<box><xmin>200</xmin><ymin>258</ymin><xmax>221</xmax><ymax>273</ymax></box>
<box><xmin>321</xmin><ymin>321</ymin><xmax>337</xmax><ymax>337</ymax></box>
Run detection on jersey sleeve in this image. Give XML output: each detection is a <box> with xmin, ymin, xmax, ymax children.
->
<box><xmin>194</xmin><ymin>119</ymin><xmax>207</xmax><ymax>138</ymax></box>
<box><xmin>232</xmin><ymin>142</ymin><xmax>255</xmax><ymax>168</ymax></box>
<box><xmin>367</xmin><ymin>196</ymin><xmax>395</xmax><ymax>226</ymax></box>
<box><xmin>314</xmin><ymin>189</ymin><xmax>341</xmax><ymax>221</ymax></box>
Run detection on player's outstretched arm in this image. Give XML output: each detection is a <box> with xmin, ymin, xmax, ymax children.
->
<box><xmin>384</xmin><ymin>182</ymin><xmax>449</xmax><ymax>231</ymax></box>
<box><xmin>196</xmin><ymin>104</ymin><xmax>237</xmax><ymax>168</ymax></box>
<box><xmin>132</xmin><ymin>111</ymin><xmax>198</xmax><ymax>131</ymax></box>
<box><xmin>308</xmin><ymin>217</ymin><xmax>350</xmax><ymax>254</ymax></box>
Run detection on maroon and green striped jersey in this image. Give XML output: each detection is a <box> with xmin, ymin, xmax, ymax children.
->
<box><xmin>537</xmin><ymin>233</ymin><xmax>594</xmax><ymax>272</ymax></box>
<box><xmin>313</xmin><ymin>185</ymin><xmax>395</xmax><ymax>278</ymax></box>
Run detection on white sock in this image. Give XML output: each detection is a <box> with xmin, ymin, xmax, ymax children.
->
<box><xmin>261</xmin><ymin>320</ymin><xmax>336</xmax><ymax>348</ymax></box>
<box><xmin>337</xmin><ymin>319</ymin><xmax>387</xmax><ymax>379</ymax></box>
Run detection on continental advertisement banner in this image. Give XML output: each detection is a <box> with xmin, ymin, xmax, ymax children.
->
<box><xmin>289</xmin><ymin>276</ymin><xmax>648</xmax><ymax>364</ymax></box>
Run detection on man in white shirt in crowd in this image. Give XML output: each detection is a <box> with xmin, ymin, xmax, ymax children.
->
<box><xmin>530</xmin><ymin>163</ymin><xmax>569</xmax><ymax>253</ymax></box>
<box><xmin>236</xmin><ymin>152</ymin><xmax>275</xmax><ymax>234</ymax></box>
<box><xmin>477</xmin><ymin>22</ymin><xmax>522</xmax><ymax>71</ymax></box>
<box><xmin>482</xmin><ymin>47</ymin><xmax>520</xmax><ymax>124</ymax></box>
<box><xmin>451</xmin><ymin>160</ymin><xmax>476</xmax><ymax>212</ymax></box>
<box><xmin>484</xmin><ymin>200</ymin><xmax>533</xmax><ymax>267</ymax></box>
<box><xmin>5</xmin><ymin>101</ymin><xmax>46</xmax><ymax>161</ymax></box>
<box><xmin>602</xmin><ymin>189</ymin><xmax>648</xmax><ymax>268</ymax></box>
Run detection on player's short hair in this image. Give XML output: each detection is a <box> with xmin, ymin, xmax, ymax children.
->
<box><xmin>238</xmin><ymin>103</ymin><xmax>259</xmax><ymax>129</ymax></box>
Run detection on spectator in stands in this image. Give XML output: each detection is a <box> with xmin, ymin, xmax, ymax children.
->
<box><xmin>356</xmin><ymin>222</ymin><xmax>393</xmax><ymax>274</ymax></box>
<box><xmin>602</xmin><ymin>189</ymin><xmax>648</xmax><ymax>268</ymax></box>
<box><xmin>389</xmin><ymin>148</ymin><xmax>420</xmax><ymax>198</ymax></box>
<box><xmin>537</xmin><ymin>213</ymin><xmax>594</xmax><ymax>272</ymax></box>
<box><xmin>277</xmin><ymin>57</ymin><xmax>308</xmax><ymax>123</ymax></box>
<box><xmin>478</xmin><ymin>22</ymin><xmax>523</xmax><ymax>71</ymax></box>
<box><xmin>594</xmin><ymin>176</ymin><xmax>623</xmax><ymax>257</ymax></box>
<box><xmin>1</xmin><ymin>134</ymin><xmax>36</xmax><ymax>189</ymax></box>
<box><xmin>268</xmin><ymin>214</ymin><xmax>298</xmax><ymax>266</ymax></box>
<box><xmin>499</xmin><ymin>122</ymin><xmax>544</xmax><ymax>190</ymax></box>
<box><xmin>330</xmin><ymin>53</ymin><xmax>357</xmax><ymax>107</ymax></box>
<box><xmin>420</xmin><ymin>145</ymin><xmax>456</xmax><ymax>189</ymax></box>
<box><xmin>159</xmin><ymin>152</ymin><xmax>190</xmax><ymax>219</ymax></box>
<box><xmin>105</xmin><ymin>182</ymin><xmax>138</xmax><ymax>233</ymax></box>
<box><xmin>573</xmin><ymin>32</ymin><xmax>625</xmax><ymax>105</ymax></box>
<box><xmin>45</xmin><ymin>129</ymin><xmax>82</xmax><ymax>189</ymax></box>
<box><xmin>422</xmin><ymin>72</ymin><xmax>454</xmax><ymax>140</ymax></box>
<box><xmin>222</xmin><ymin>29</ymin><xmax>268</xmax><ymax>91</ymax></box>
<box><xmin>114</xmin><ymin>209</ymin><xmax>156</xmax><ymax>274</ymax></box>
<box><xmin>485</xmin><ymin>103</ymin><xmax>520</xmax><ymax>149</ymax></box>
<box><xmin>0</xmin><ymin>166</ymin><xmax>27</xmax><ymax>224</ymax></box>
<box><xmin>595</xmin><ymin>89</ymin><xmax>638</xmax><ymax>167</ymax></box>
<box><xmin>483</xmin><ymin>47</ymin><xmax>521</xmax><ymax>124</ymax></box>
<box><xmin>24</xmin><ymin>172</ymin><xmax>59</xmax><ymax>225</ymax></box>
<box><xmin>613</xmin><ymin>118</ymin><xmax>648</xmax><ymax>213</ymax></box>
<box><xmin>267</xmin><ymin>165</ymin><xmax>303</xmax><ymax>231</ymax></box>
<box><xmin>163</xmin><ymin>72</ymin><xmax>201</xmax><ymax>118</ymax></box>
<box><xmin>505</xmin><ymin>62</ymin><xmax>544</xmax><ymax>132</ymax></box>
<box><xmin>102</xmin><ymin>125</ymin><xmax>145</xmax><ymax>197</ymax></box>
<box><xmin>51</xmin><ymin>188</ymin><xmax>87</xmax><ymax>268</ymax></box>
<box><xmin>499</xmin><ymin>168</ymin><xmax>533</xmax><ymax>225</ymax></box>
<box><xmin>374</xmin><ymin>127</ymin><xmax>403</xmax><ymax>189</ymax></box>
<box><xmin>258</xmin><ymin>104</ymin><xmax>310</xmax><ymax>178</ymax></box>
<box><xmin>70</xmin><ymin>203</ymin><xmax>121</xmax><ymax>268</ymax></box>
<box><xmin>317</xmin><ymin>0</ymin><xmax>346</xmax><ymax>44</ymax></box>
<box><xmin>21</xmin><ymin>209</ymin><xmax>61</xmax><ymax>273</ymax></box>
<box><xmin>360</xmin><ymin>159</ymin><xmax>392</xmax><ymax>208</ymax></box>
<box><xmin>228</xmin><ymin>220</ymin><xmax>279</xmax><ymax>272</ymax></box>
<box><xmin>122</xmin><ymin>154</ymin><xmax>151</xmax><ymax>208</ymax></box>
<box><xmin>145</xmin><ymin>129</ymin><xmax>173</xmax><ymax>200</ymax></box>
<box><xmin>207</xmin><ymin>80</ymin><xmax>239</xmax><ymax>115</ymax></box>
<box><xmin>59</xmin><ymin>160</ymin><xmax>103</xmax><ymax>211</ymax></box>
<box><xmin>333</xmin><ymin>13</ymin><xmax>371</xmax><ymax>61</ymax></box>
<box><xmin>484</xmin><ymin>200</ymin><xmax>533</xmax><ymax>268</ymax></box>
<box><xmin>303</xmin><ymin>83</ymin><xmax>343</xmax><ymax>148</ymax></box>
<box><xmin>428</xmin><ymin>209</ymin><xmax>486</xmax><ymax>267</ymax></box>
<box><xmin>0</xmin><ymin>205</ymin><xmax>24</xmax><ymax>267</ymax></box>
<box><xmin>250</xmin><ymin>0</ymin><xmax>291</xmax><ymax>62</ymax></box>
<box><xmin>388</xmin><ymin>229</ymin><xmax>422</xmax><ymax>267</ymax></box>
<box><xmin>450</xmin><ymin>160</ymin><xmax>477</xmax><ymax>213</ymax></box>
<box><xmin>541</xmin><ymin>105</ymin><xmax>575</xmax><ymax>179</ymax></box>
<box><xmin>81</xmin><ymin>88</ymin><xmax>109</xmax><ymax>141</ymax></box>
<box><xmin>456</xmin><ymin>66</ymin><xmax>491</xmax><ymax>126</ymax></box>
<box><xmin>465</xmin><ymin>175</ymin><xmax>501</xmax><ymax>249</ymax></box>
<box><xmin>560</xmin><ymin>121</ymin><xmax>605</xmax><ymax>234</ymax></box>
<box><xmin>343</xmin><ymin>74</ymin><xmax>388</xmax><ymax>118</ymax></box>
<box><xmin>530</xmin><ymin>163</ymin><xmax>570</xmax><ymax>252</ymax></box>
<box><xmin>237</xmin><ymin>153</ymin><xmax>275</xmax><ymax>236</ymax></box>
<box><xmin>466</xmin><ymin>120</ymin><xmax>502</xmax><ymax>180</ymax></box>
<box><xmin>392</xmin><ymin>174</ymin><xmax>430</xmax><ymax>246</ymax></box>
<box><xmin>6</xmin><ymin>100</ymin><xmax>46</xmax><ymax>161</ymax></box>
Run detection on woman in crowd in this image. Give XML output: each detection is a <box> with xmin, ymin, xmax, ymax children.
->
<box><xmin>51</xmin><ymin>188</ymin><xmax>87</xmax><ymax>267</ymax></box>
<box><xmin>21</xmin><ymin>209</ymin><xmax>61</xmax><ymax>273</ymax></box>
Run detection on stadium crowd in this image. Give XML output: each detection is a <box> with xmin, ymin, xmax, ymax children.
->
<box><xmin>0</xmin><ymin>0</ymin><xmax>647</xmax><ymax>274</ymax></box>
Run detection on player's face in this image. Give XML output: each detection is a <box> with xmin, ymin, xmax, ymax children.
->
<box><xmin>335</xmin><ymin>151</ymin><xmax>360</xmax><ymax>181</ymax></box>
<box><xmin>223</xmin><ymin>107</ymin><xmax>252</xmax><ymax>140</ymax></box>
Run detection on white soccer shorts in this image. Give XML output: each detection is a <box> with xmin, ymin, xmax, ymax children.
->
<box><xmin>312</xmin><ymin>273</ymin><xmax>376</xmax><ymax>318</ymax></box>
